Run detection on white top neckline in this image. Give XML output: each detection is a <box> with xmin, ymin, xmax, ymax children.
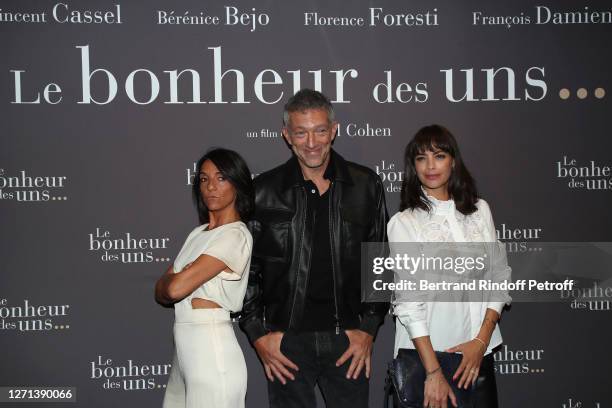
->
<box><xmin>202</xmin><ymin>220</ymin><xmax>245</xmax><ymax>232</ymax></box>
<box><xmin>422</xmin><ymin>187</ymin><xmax>455</xmax><ymax>213</ymax></box>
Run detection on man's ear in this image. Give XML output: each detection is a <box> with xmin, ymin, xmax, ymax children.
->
<box><xmin>282</xmin><ymin>127</ymin><xmax>292</xmax><ymax>146</ymax></box>
<box><xmin>330</xmin><ymin>122</ymin><xmax>339</xmax><ymax>142</ymax></box>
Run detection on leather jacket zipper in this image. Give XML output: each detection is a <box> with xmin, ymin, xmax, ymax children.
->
<box><xmin>328</xmin><ymin>181</ymin><xmax>341</xmax><ymax>335</ymax></box>
<box><xmin>288</xmin><ymin>186</ymin><xmax>308</xmax><ymax>330</ymax></box>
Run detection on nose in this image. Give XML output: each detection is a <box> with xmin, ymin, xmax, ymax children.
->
<box><xmin>426</xmin><ymin>156</ymin><xmax>435</xmax><ymax>169</ymax></box>
<box><xmin>207</xmin><ymin>180</ymin><xmax>216</xmax><ymax>191</ymax></box>
<box><xmin>306</xmin><ymin>131</ymin><xmax>316</xmax><ymax>148</ymax></box>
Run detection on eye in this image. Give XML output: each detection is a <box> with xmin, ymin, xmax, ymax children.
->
<box><xmin>415</xmin><ymin>156</ymin><xmax>425</xmax><ymax>162</ymax></box>
<box><xmin>218</xmin><ymin>176</ymin><xmax>225</xmax><ymax>182</ymax></box>
<box><xmin>200</xmin><ymin>177</ymin><xmax>208</xmax><ymax>183</ymax></box>
<box><xmin>293</xmin><ymin>130</ymin><xmax>306</xmax><ymax>137</ymax></box>
<box><xmin>435</xmin><ymin>153</ymin><xmax>447</xmax><ymax>160</ymax></box>
<box><xmin>315</xmin><ymin>127</ymin><xmax>328</xmax><ymax>135</ymax></box>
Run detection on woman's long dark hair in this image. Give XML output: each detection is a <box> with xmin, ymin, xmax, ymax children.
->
<box><xmin>399</xmin><ymin>125</ymin><xmax>478</xmax><ymax>215</ymax></box>
<box><xmin>192</xmin><ymin>148</ymin><xmax>254</xmax><ymax>224</ymax></box>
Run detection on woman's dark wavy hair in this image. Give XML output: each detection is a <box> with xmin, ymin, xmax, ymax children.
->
<box><xmin>192</xmin><ymin>148</ymin><xmax>254</xmax><ymax>224</ymax></box>
<box><xmin>399</xmin><ymin>125</ymin><xmax>479</xmax><ymax>215</ymax></box>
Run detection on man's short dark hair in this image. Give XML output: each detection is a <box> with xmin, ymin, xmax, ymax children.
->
<box><xmin>283</xmin><ymin>89</ymin><xmax>335</xmax><ymax>126</ymax></box>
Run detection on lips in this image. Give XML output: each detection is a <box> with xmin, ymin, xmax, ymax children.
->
<box><xmin>424</xmin><ymin>174</ymin><xmax>440</xmax><ymax>180</ymax></box>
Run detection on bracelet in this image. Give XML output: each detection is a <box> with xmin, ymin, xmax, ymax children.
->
<box><xmin>473</xmin><ymin>337</ymin><xmax>487</xmax><ymax>349</ymax></box>
<box><xmin>425</xmin><ymin>366</ymin><xmax>441</xmax><ymax>381</ymax></box>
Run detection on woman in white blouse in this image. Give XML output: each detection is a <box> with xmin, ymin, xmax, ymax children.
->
<box><xmin>155</xmin><ymin>148</ymin><xmax>254</xmax><ymax>408</ymax></box>
<box><xmin>389</xmin><ymin>125</ymin><xmax>511</xmax><ymax>408</ymax></box>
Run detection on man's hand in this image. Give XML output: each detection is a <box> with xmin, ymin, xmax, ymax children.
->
<box><xmin>253</xmin><ymin>332</ymin><xmax>299</xmax><ymax>385</ymax></box>
<box><xmin>335</xmin><ymin>329</ymin><xmax>374</xmax><ymax>379</ymax></box>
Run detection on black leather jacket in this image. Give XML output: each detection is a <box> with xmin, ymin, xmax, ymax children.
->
<box><xmin>239</xmin><ymin>150</ymin><xmax>389</xmax><ymax>343</ymax></box>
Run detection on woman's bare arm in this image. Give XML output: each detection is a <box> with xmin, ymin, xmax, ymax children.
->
<box><xmin>154</xmin><ymin>255</ymin><xmax>229</xmax><ymax>305</ymax></box>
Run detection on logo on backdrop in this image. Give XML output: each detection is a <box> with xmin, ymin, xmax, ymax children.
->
<box><xmin>472</xmin><ymin>6</ymin><xmax>612</xmax><ymax>28</ymax></box>
<box><xmin>337</xmin><ymin>122</ymin><xmax>392</xmax><ymax>138</ymax></box>
<box><xmin>496</xmin><ymin>224</ymin><xmax>543</xmax><ymax>253</ymax></box>
<box><xmin>246</xmin><ymin>128</ymin><xmax>280</xmax><ymax>139</ymax></box>
<box><xmin>0</xmin><ymin>169</ymin><xmax>67</xmax><ymax>202</ymax></box>
<box><xmin>562</xmin><ymin>398</ymin><xmax>603</xmax><ymax>408</ymax></box>
<box><xmin>88</xmin><ymin>228</ymin><xmax>170</xmax><ymax>264</ymax></box>
<box><xmin>304</xmin><ymin>8</ymin><xmax>439</xmax><ymax>28</ymax></box>
<box><xmin>0</xmin><ymin>3</ymin><xmax>122</xmax><ymax>25</ymax></box>
<box><xmin>556</xmin><ymin>156</ymin><xmax>612</xmax><ymax>191</ymax></box>
<box><xmin>375</xmin><ymin>160</ymin><xmax>404</xmax><ymax>193</ymax></box>
<box><xmin>10</xmin><ymin>42</ymin><xmax>547</xmax><ymax>106</ymax></box>
<box><xmin>157</xmin><ymin>6</ymin><xmax>269</xmax><ymax>32</ymax></box>
<box><xmin>493</xmin><ymin>345</ymin><xmax>545</xmax><ymax>375</ymax></box>
<box><xmin>90</xmin><ymin>355</ymin><xmax>171</xmax><ymax>391</ymax></box>
<box><xmin>0</xmin><ymin>298</ymin><xmax>70</xmax><ymax>332</ymax></box>
<box><xmin>560</xmin><ymin>281</ymin><xmax>612</xmax><ymax>311</ymax></box>
<box><xmin>243</xmin><ymin>122</ymin><xmax>392</xmax><ymax>140</ymax></box>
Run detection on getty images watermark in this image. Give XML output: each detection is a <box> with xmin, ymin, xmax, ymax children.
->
<box><xmin>361</xmin><ymin>242</ymin><xmax>610</xmax><ymax>303</ymax></box>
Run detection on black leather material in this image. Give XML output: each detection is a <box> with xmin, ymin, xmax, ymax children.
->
<box><xmin>389</xmin><ymin>348</ymin><xmax>473</xmax><ymax>408</ymax></box>
<box><xmin>238</xmin><ymin>150</ymin><xmax>389</xmax><ymax>343</ymax></box>
<box><xmin>385</xmin><ymin>351</ymin><xmax>498</xmax><ymax>408</ymax></box>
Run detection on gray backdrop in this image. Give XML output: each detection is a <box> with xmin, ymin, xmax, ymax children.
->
<box><xmin>1</xmin><ymin>0</ymin><xmax>611</xmax><ymax>407</ymax></box>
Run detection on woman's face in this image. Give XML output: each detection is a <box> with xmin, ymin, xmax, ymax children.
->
<box><xmin>199</xmin><ymin>159</ymin><xmax>237</xmax><ymax>214</ymax></box>
<box><xmin>414</xmin><ymin>147</ymin><xmax>454</xmax><ymax>194</ymax></box>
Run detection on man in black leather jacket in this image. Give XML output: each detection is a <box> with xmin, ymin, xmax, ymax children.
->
<box><xmin>239</xmin><ymin>89</ymin><xmax>389</xmax><ymax>408</ymax></box>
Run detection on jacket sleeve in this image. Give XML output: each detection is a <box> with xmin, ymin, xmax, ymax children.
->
<box><xmin>238</xmin><ymin>218</ymin><xmax>270</xmax><ymax>344</ymax></box>
<box><xmin>359</xmin><ymin>177</ymin><xmax>390</xmax><ymax>337</ymax></box>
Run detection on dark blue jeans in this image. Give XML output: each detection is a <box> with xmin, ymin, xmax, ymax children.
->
<box><xmin>268</xmin><ymin>330</ymin><xmax>369</xmax><ymax>408</ymax></box>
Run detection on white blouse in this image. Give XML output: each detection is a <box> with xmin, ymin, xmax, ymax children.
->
<box><xmin>173</xmin><ymin>221</ymin><xmax>252</xmax><ymax>313</ymax></box>
<box><xmin>389</xmin><ymin>194</ymin><xmax>511</xmax><ymax>356</ymax></box>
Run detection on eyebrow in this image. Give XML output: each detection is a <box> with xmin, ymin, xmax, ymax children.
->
<box><xmin>198</xmin><ymin>171</ymin><xmax>223</xmax><ymax>176</ymax></box>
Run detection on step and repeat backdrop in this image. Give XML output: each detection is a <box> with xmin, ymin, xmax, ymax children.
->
<box><xmin>1</xmin><ymin>0</ymin><xmax>611</xmax><ymax>407</ymax></box>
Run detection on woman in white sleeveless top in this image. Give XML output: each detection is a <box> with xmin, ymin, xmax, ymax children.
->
<box><xmin>155</xmin><ymin>148</ymin><xmax>254</xmax><ymax>408</ymax></box>
<box><xmin>389</xmin><ymin>126</ymin><xmax>511</xmax><ymax>408</ymax></box>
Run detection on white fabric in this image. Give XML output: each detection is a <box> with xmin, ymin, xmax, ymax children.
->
<box><xmin>163</xmin><ymin>309</ymin><xmax>247</xmax><ymax>408</ymax></box>
<box><xmin>163</xmin><ymin>222</ymin><xmax>252</xmax><ymax>408</ymax></box>
<box><xmin>389</xmin><ymin>193</ymin><xmax>511</xmax><ymax>357</ymax></box>
<box><xmin>173</xmin><ymin>221</ymin><xmax>252</xmax><ymax>313</ymax></box>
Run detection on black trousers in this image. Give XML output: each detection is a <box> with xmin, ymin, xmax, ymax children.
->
<box><xmin>268</xmin><ymin>330</ymin><xmax>369</xmax><ymax>408</ymax></box>
<box><xmin>392</xmin><ymin>353</ymin><xmax>498</xmax><ymax>408</ymax></box>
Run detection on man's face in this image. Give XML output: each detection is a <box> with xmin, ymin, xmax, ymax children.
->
<box><xmin>282</xmin><ymin>108</ymin><xmax>338</xmax><ymax>170</ymax></box>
